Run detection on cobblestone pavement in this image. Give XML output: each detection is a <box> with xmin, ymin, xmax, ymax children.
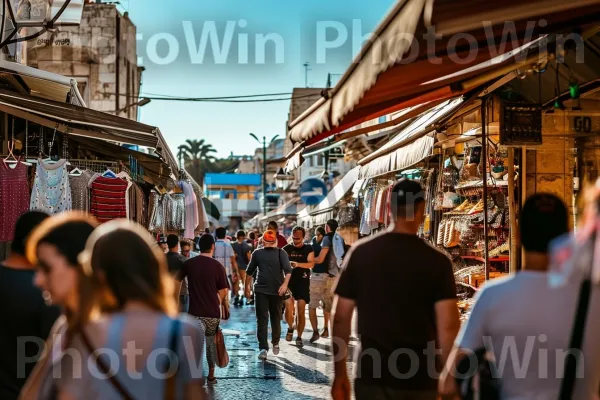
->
<box><xmin>203</xmin><ymin>304</ymin><xmax>356</xmax><ymax>399</ymax></box>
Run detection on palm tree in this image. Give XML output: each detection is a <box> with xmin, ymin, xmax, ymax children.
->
<box><xmin>178</xmin><ymin>139</ymin><xmax>217</xmax><ymax>184</ymax></box>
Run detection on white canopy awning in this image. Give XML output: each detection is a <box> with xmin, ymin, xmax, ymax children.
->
<box><xmin>309</xmin><ymin>166</ymin><xmax>361</xmax><ymax>225</ymax></box>
<box><xmin>358</xmin><ymin>98</ymin><xmax>464</xmax><ymax>179</ymax></box>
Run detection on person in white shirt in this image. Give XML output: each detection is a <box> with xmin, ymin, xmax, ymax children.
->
<box><xmin>440</xmin><ymin>194</ymin><xmax>600</xmax><ymax>399</ymax></box>
<box><xmin>214</xmin><ymin>227</ymin><xmax>240</xmax><ymax>299</ymax></box>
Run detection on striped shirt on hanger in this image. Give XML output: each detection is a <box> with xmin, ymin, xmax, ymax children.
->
<box><xmin>90</xmin><ymin>176</ymin><xmax>128</xmax><ymax>222</ymax></box>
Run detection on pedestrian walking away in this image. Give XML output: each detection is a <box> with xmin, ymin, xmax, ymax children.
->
<box><xmin>176</xmin><ymin>233</ymin><xmax>229</xmax><ymax>385</ymax></box>
<box><xmin>245</xmin><ymin>230</ymin><xmax>292</xmax><ymax>360</ymax></box>
<box><xmin>20</xmin><ymin>213</ymin><xmax>97</xmax><ymax>400</ymax></box>
<box><xmin>165</xmin><ymin>234</ymin><xmax>189</xmax><ymax>313</ymax></box>
<box><xmin>0</xmin><ymin>211</ymin><xmax>58</xmax><ymax>400</ymax></box>
<box><xmin>440</xmin><ymin>193</ymin><xmax>600</xmax><ymax>399</ymax></box>
<box><xmin>283</xmin><ymin>226</ymin><xmax>314</xmax><ymax>348</ymax></box>
<box><xmin>214</xmin><ymin>226</ymin><xmax>241</xmax><ymax>301</ymax></box>
<box><xmin>232</xmin><ymin>230</ymin><xmax>253</xmax><ymax>306</ymax></box>
<box><xmin>332</xmin><ymin>179</ymin><xmax>460</xmax><ymax>400</ymax></box>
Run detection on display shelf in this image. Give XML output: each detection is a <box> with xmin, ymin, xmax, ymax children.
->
<box><xmin>455</xmin><ymin>179</ymin><xmax>509</xmax><ymax>190</ymax></box>
<box><xmin>460</xmin><ymin>255</ymin><xmax>509</xmax><ymax>262</ymax></box>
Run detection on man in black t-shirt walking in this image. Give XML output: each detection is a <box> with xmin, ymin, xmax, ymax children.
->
<box><xmin>283</xmin><ymin>226</ymin><xmax>314</xmax><ymax>348</ymax></box>
<box><xmin>332</xmin><ymin>179</ymin><xmax>460</xmax><ymax>400</ymax></box>
<box><xmin>166</xmin><ymin>234</ymin><xmax>188</xmax><ymax>312</ymax></box>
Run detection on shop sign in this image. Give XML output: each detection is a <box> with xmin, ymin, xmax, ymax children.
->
<box><xmin>569</xmin><ymin>116</ymin><xmax>600</xmax><ymax>134</ymax></box>
<box><xmin>499</xmin><ymin>102</ymin><xmax>542</xmax><ymax>146</ymax></box>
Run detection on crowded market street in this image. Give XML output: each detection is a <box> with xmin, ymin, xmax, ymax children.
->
<box><xmin>3</xmin><ymin>1</ymin><xmax>600</xmax><ymax>399</ymax></box>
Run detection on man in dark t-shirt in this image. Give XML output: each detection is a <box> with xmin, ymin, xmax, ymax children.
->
<box><xmin>283</xmin><ymin>226</ymin><xmax>314</xmax><ymax>348</ymax></box>
<box><xmin>332</xmin><ymin>180</ymin><xmax>459</xmax><ymax>400</ymax></box>
<box><xmin>166</xmin><ymin>234</ymin><xmax>188</xmax><ymax>312</ymax></box>
<box><xmin>0</xmin><ymin>211</ymin><xmax>59</xmax><ymax>400</ymax></box>
<box><xmin>176</xmin><ymin>233</ymin><xmax>228</xmax><ymax>385</ymax></box>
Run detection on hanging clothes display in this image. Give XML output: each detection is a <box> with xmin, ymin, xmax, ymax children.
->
<box><xmin>30</xmin><ymin>159</ymin><xmax>72</xmax><ymax>214</ymax></box>
<box><xmin>0</xmin><ymin>163</ymin><xmax>30</xmax><ymax>241</ymax></box>
<box><xmin>178</xmin><ymin>181</ymin><xmax>199</xmax><ymax>239</ymax></box>
<box><xmin>89</xmin><ymin>175</ymin><xmax>128</xmax><ymax>223</ymax></box>
<box><xmin>117</xmin><ymin>171</ymin><xmax>134</xmax><ymax>219</ymax></box>
<box><xmin>165</xmin><ymin>193</ymin><xmax>186</xmax><ymax>231</ymax></box>
<box><xmin>69</xmin><ymin>170</ymin><xmax>96</xmax><ymax>212</ymax></box>
<box><xmin>148</xmin><ymin>191</ymin><xmax>165</xmax><ymax>232</ymax></box>
<box><xmin>132</xmin><ymin>183</ymin><xmax>147</xmax><ymax>227</ymax></box>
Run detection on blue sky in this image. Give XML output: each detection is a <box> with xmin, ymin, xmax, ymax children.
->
<box><xmin>125</xmin><ymin>0</ymin><xmax>396</xmax><ymax>158</ymax></box>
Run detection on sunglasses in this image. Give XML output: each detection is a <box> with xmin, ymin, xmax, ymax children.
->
<box><xmin>292</xmin><ymin>236</ymin><xmax>303</xmax><ymax>240</ymax></box>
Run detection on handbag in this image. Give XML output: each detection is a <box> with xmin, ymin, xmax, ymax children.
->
<box><xmin>215</xmin><ymin>328</ymin><xmax>230</xmax><ymax>368</ymax></box>
<box><xmin>79</xmin><ymin>318</ymin><xmax>182</xmax><ymax>400</ymax></box>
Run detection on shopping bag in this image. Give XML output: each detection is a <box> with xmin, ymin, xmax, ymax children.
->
<box><xmin>215</xmin><ymin>328</ymin><xmax>230</xmax><ymax>368</ymax></box>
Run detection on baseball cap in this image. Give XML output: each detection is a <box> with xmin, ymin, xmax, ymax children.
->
<box><xmin>263</xmin><ymin>230</ymin><xmax>277</xmax><ymax>244</ymax></box>
<box><xmin>391</xmin><ymin>179</ymin><xmax>425</xmax><ymax>206</ymax></box>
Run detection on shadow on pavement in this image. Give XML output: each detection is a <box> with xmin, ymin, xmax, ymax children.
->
<box><xmin>268</xmin><ymin>358</ymin><xmax>330</xmax><ymax>384</ymax></box>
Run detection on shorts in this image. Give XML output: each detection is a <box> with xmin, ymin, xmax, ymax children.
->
<box><xmin>309</xmin><ymin>273</ymin><xmax>335</xmax><ymax>312</ymax></box>
<box><xmin>289</xmin><ymin>271</ymin><xmax>310</xmax><ymax>303</ymax></box>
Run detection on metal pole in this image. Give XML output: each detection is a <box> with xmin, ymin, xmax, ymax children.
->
<box><xmin>481</xmin><ymin>97</ymin><xmax>490</xmax><ymax>281</ymax></box>
<box><xmin>508</xmin><ymin>147</ymin><xmax>518</xmax><ymax>274</ymax></box>
<box><xmin>263</xmin><ymin>136</ymin><xmax>267</xmax><ymax>215</ymax></box>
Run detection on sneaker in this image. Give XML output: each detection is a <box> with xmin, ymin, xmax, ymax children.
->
<box><xmin>233</xmin><ymin>297</ymin><xmax>240</xmax><ymax>307</ymax></box>
<box><xmin>296</xmin><ymin>338</ymin><xmax>304</xmax><ymax>348</ymax></box>
<box><xmin>310</xmin><ymin>332</ymin><xmax>320</xmax><ymax>343</ymax></box>
<box><xmin>258</xmin><ymin>349</ymin><xmax>268</xmax><ymax>360</ymax></box>
<box><xmin>273</xmin><ymin>345</ymin><xmax>280</xmax><ymax>355</ymax></box>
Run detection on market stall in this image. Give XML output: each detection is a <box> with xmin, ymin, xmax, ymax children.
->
<box><xmin>0</xmin><ymin>62</ymin><xmax>209</xmax><ymax>258</ymax></box>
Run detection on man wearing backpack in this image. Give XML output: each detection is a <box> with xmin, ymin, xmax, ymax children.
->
<box><xmin>312</xmin><ymin>219</ymin><xmax>345</xmax><ymax>339</ymax></box>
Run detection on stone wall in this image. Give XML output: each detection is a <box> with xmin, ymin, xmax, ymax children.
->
<box><xmin>27</xmin><ymin>3</ymin><xmax>140</xmax><ymax>120</ymax></box>
<box><xmin>525</xmin><ymin>111</ymin><xmax>576</xmax><ymax>225</ymax></box>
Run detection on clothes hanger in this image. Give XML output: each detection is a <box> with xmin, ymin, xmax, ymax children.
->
<box><xmin>69</xmin><ymin>167</ymin><xmax>83</xmax><ymax>176</ymax></box>
<box><xmin>102</xmin><ymin>168</ymin><xmax>117</xmax><ymax>178</ymax></box>
<box><xmin>4</xmin><ymin>141</ymin><xmax>32</xmax><ymax>168</ymax></box>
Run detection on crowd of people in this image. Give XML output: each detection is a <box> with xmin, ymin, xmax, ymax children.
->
<box><xmin>2</xmin><ymin>178</ymin><xmax>599</xmax><ymax>400</ymax></box>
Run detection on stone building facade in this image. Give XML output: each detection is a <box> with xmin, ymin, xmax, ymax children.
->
<box><xmin>26</xmin><ymin>1</ymin><xmax>142</xmax><ymax>120</ymax></box>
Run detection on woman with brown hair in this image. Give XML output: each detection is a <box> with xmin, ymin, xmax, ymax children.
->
<box><xmin>19</xmin><ymin>212</ymin><xmax>98</xmax><ymax>400</ymax></box>
<box><xmin>53</xmin><ymin>220</ymin><xmax>206</xmax><ymax>399</ymax></box>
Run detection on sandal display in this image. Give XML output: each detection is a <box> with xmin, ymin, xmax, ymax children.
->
<box><xmin>468</xmin><ymin>199</ymin><xmax>484</xmax><ymax>215</ymax></box>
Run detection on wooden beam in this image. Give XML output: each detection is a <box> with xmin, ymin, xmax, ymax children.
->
<box><xmin>0</xmin><ymin>102</ymin><xmax>153</xmax><ymax>147</ymax></box>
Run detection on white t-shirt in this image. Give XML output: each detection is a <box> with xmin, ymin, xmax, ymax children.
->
<box><xmin>214</xmin><ymin>239</ymin><xmax>234</xmax><ymax>276</ymax></box>
<box><xmin>457</xmin><ymin>271</ymin><xmax>600</xmax><ymax>400</ymax></box>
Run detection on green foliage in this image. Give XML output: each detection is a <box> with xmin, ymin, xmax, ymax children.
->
<box><xmin>177</xmin><ymin>139</ymin><xmax>240</xmax><ymax>184</ymax></box>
